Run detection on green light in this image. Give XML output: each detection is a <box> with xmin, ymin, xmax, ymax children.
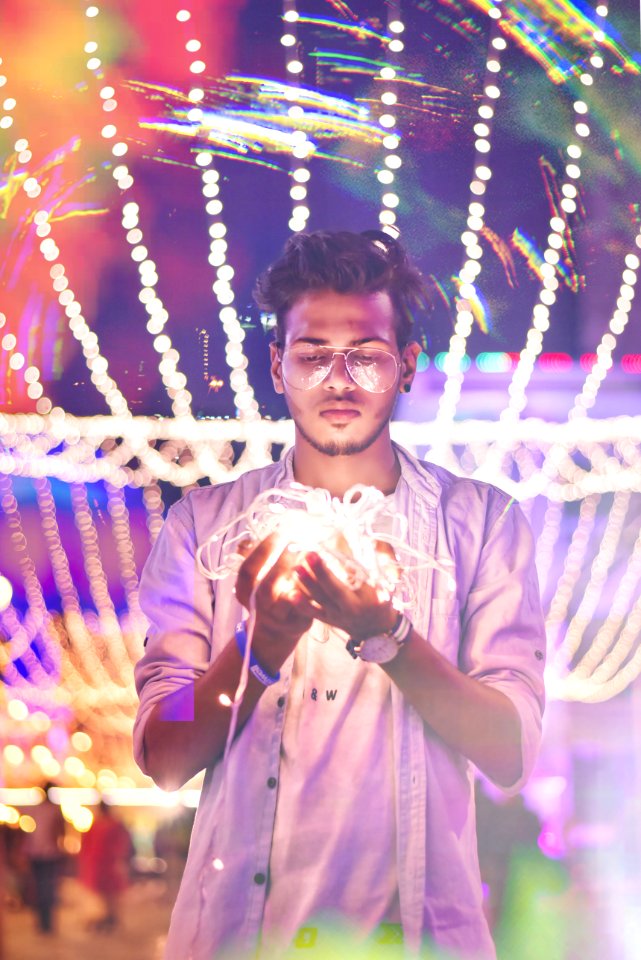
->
<box><xmin>416</xmin><ymin>351</ymin><xmax>430</xmax><ymax>373</ymax></box>
<box><xmin>476</xmin><ymin>352</ymin><xmax>511</xmax><ymax>373</ymax></box>
<box><xmin>434</xmin><ymin>352</ymin><xmax>471</xmax><ymax>373</ymax></box>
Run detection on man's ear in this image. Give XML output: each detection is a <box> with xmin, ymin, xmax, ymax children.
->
<box><xmin>269</xmin><ymin>342</ymin><xmax>285</xmax><ymax>395</ymax></box>
<box><xmin>399</xmin><ymin>341</ymin><xmax>421</xmax><ymax>394</ymax></box>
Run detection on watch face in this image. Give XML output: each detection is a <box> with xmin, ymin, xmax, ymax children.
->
<box><xmin>355</xmin><ymin>635</ymin><xmax>400</xmax><ymax>664</ymax></box>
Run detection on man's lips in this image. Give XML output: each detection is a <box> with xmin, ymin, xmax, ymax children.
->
<box><xmin>319</xmin><ymin>407</ymin><xmax>361</xmax><ymax>422</ymax></box>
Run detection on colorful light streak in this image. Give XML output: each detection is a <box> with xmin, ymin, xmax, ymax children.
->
<box><xmin>137</xmin><ymin>95</ymin><xmax>385</xmax><ymax>160</ymax></box>
<box><xmin>296</xmin><ymin>16</ymin><xmax>389</xmax><ymax>45</ymax></box>
<box><xmin>466</xmin><ymin>0</ymin><xmax>640</xmax><ymax>83</ymax></box>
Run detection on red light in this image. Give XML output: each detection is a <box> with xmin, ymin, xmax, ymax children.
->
<box><xmin>580</xmin><ymin>353</ymin><xmax>597</xmax><ymax>371</ymax></box>
<box><xmin>539</xmin><ymin>353</ymin><xmax>573</xmax><ymax>372</ymax></box>
<box><xmin>621</xmin><ymin>354</ymin><xmax>641</xmax><ymax>374</ymax></box>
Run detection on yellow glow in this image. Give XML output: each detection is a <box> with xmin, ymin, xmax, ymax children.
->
<box><xmin>4</xmin><ymin>744</ymin><xmax>24</xmax><ymax>765</ymax></box>
<box><xmin>8</xmin><ymin>699</ymin><xmax>28</xmax><ymax>721</ymax></box>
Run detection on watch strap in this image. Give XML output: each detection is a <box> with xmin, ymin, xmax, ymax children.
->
<box><xmin>235</xmin><ymin>621</ymin><xmax>280</xmax><ymax>686</ymax></box>
<box><xmin>346</xmin><ymin>611</ymin><xmax>413</xmax><ymax>660</ymax></box>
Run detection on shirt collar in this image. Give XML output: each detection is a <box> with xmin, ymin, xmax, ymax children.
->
<box><xmin>276</xmin><ymin>442</ymin><xmax>441</xmax><ymax>506</ymax></box>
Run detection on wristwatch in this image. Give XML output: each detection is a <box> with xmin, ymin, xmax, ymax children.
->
<box><xmin>346</xmin><ymin>611</ymin><xmax>413</xmax><ymax>664</ymax></box>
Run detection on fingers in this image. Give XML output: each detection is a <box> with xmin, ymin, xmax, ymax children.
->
<box><xmin>235</xmin><ymin>538</ymin><xmax>254</xmax><ymax>559</ymax></box>
<box><xmin>235</xmin><ymin>532</ymin><xmax>284</xmax><ymax>608</ymax></box>
<box><xmin>236</xmin><ymin>533</ymin><xmax>307</xmax><ymax>611</ymax></box>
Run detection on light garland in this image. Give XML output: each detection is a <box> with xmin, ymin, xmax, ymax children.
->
<box><xmin>173</xmin><ymin>5</ymin><xmax>260</xmax><ymax>427</ymax></box>
<box><xmin>83</xmin><ymin>1</ymin><xmax>193</xmax><ymax>419</ymax></box>
<box><xmin>196</xmin><ymin>481</ymin><xmax>455</xmax><ymax>600</ymax></box>
<box><xmin>0</xmin><ymin>63</ymin><xmax>15</xmax><ymax>132</ymax></box>
<box><xmin>374</xmin><ymin>2</ymin><xmax>404</xmax><ymax>238</ymax></box>
<box><xmin>544</xmin><ymin>493</ymin><xmax>601</xmax><ymax>655</ymax></box>
<box><xmin>0</xmin><ymin>305</ymin><xmax>53</xmax><ymax>414</ymax></box>
<box><xmin>0</xmin><ymin>474</ymin><xmax>62</xmax><ymax>687</ymax></box>
<box><xmin>105</xmin><ymin>482</ymin><xmax>147</xmax><ymax>645</ymax></box>
<box><xmin>3</xmin><ymin>412</ymin><xmax>641</xmax><ymax>497</ymax></box>
<box><xmin>458</xmin><ymin>30</ymin><xmax>616</xmax><ymax>494</ymax></box>
<box><xmin>531</xmin><ymin>229</ymin><xmax>641</xmax><ymax>506</ymax></box>
<box><xmin>486</xmin><ymin>31</ymin><xmax>609</xmax><ymax>457</ymax></box>
<box><xmin>0</xmin><ymin>74</ymin><xmax>124</xmax><ymax>418</ymax></box>
<box><xmin>431</xmin><ymin>2</ymin><xmax>509</xmax><ymax>458</ymax></box>
<box><xmin>282</xmin><ymin>0</ymin><xmax>314</xmax><ymax>234</ymax></box>
<box><xmin>548</xmin><ymin>505</ymin><xmax>641</xmax><ymax>702</ymax></box>
<box><xmin>556</xmin><ymin>491</ymin><xmax>630</xmax><ymax>663</ymax></box>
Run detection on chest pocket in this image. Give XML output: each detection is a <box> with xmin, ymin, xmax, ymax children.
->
<box><xmin>428</xmin><ymin>596</ymin><xmax>461</xmax><ymax>664</ymax></box>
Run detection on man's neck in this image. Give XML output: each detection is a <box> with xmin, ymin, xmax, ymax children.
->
<box><xmin>291</xmin><ymin>433</ymin><xmax>400</xmax><ymax>498</ymax></box>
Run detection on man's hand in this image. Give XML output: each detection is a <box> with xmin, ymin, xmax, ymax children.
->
<box><xmin>293</xmin><ymin>550</ymin><xmax>397</xmax><ymax>641</ymax></box>
<box><xmin>235</xmin><ymin>533</ymin><xmax>317</xmax><ymax>674</ymax></box>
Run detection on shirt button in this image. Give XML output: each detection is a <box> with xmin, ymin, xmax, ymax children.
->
<box><xmin>277</xmin><ymin>696</ymin><xmax>286</xmax><ymax>708</ymax></box>
<box><xmin>267</xmin><ymin>777</ymin><xmax>277</xmax><ymax>789</ymax></box>
<box><xmin>254</xmin><ymin>872</ymin><xmax>266</xmax><ymax>885</ymax></box>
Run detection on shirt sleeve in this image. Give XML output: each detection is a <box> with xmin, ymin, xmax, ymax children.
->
<box><xmin>133</xmin><ymin>496</ymin><xmax>215</xmax><ymax>776</ymax></box>
<box><xmin>459</xmin><ymin>491</ymin><xmax>546</xmax><ymax>794</ymax></box>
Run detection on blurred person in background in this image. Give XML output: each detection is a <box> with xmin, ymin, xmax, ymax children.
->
<box><xmin>23</xmin><ymin>782</ymin><xmax>65</xmax><ymax>935</ymax></box>
<box><xmin>78</xmin><ymin>800</ymin><xmax>134</xmax><ymax>932</ymax></box>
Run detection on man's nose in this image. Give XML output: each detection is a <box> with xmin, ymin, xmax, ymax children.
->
<box><xmin>324</xmin><ymin>352</ymin><xmax>355</xmax><ymax>390</ymax></box>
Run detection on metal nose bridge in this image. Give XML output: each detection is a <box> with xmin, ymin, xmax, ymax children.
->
<box><xmin>321</xmin><ymin>349</ymin><xmax>357</xmax><ymax>386</ymax></box>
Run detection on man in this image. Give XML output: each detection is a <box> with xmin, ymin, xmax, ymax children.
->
<box><xmin>23</xmin><ymin>782</ymin><xmax>65</xmax><ymax>934</ymax></box>
<box><xmin>134</xmin><ymin>230</ymin><xmax>546</xmax><ymax>959</ymax></box>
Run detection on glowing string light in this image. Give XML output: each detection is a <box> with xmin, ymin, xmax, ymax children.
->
<box><xmin>173</xmin><ymin>9</ymin><xmax>260</xmax><ymax>429</ymax></box>
<box><xmin>196</xmin><ymin>482</ymin><xmax>456</xmax><ymax>601</ymax></box>
<box><xmin>556</xmin><ymin>491</ymin><xmax>630</xmax><ymax>662</ymax></box>
<box><xmin>105</xmin><ymin>482</ymin><xmax>147</xmax><ymax>647</ymax></box>
<box><xmin>82</xmin><ymin>3</ymin><xmax>193</xmax><ymax>419</ymax></box>
<box><xmin>69</xmin><ymin>481</ymin><xmax>138</xmax><ymax>692</ymax></box>
<box><xmin>3</xmin><ymin>413</ymin><xmax>641</xmax><ymax>498</ymax></box>
<box><xmin>1</xmin><ymin>84</ymin><xmax>128</xmax><ymax>419</ymax></box>
<box><xmin>375</xmin><ymin>2</ymin><xmax>403</xmax><ymax>238</ymax></box>
<box><xmin>549</xmin><ymin>507</ymin><xmax>641</xmax><ymax>702</ymax></box>
<box><xmin>31</xmin><ymin>474</ymin><xmax>123</xmax><ymax>709</ymax></box>
<box><xmin>282</xmin><ymin>0</ymin><xmax>313</xmax><ymax>233</ymax></box>
<box><xmin>536</xmin><ymin>231</ymin><xmax>641</xmax><ymax>495</ymax></box>
<box><xmin>476</xmin><ymin>35</ymin><xmax>610</xmax><ymax>484</ymax></box>
<box><xmin>0</xmin><ymin>475</ymin><xmax>62</xmax><ymax>690</ymax></box>
<box><xmin>431</xmin><ymin>10</ymin><xmax>508</xmax><ymax>463</ymax></box>
<box><xmin>0</xmin><ymin>308</ymin><xmax>53</xmax><ymax>414</ymax></box>
<box><xmin>544</xmin><ymin>493</ymin><xmax>600</xmax><ymax>653</ymax></box>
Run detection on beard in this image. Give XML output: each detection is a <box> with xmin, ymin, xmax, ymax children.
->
<box><xmin>295</xmin><ymin>410</ymin><xmax>391</xmax><ymax>457</ymax></box>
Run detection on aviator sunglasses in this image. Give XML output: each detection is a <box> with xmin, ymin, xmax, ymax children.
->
<box><xmin>279</xmin><ymin>344</ymin><xmax>401</xmax><ymax>394</ymax></box>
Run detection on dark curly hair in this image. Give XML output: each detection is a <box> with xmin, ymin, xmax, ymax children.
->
<box><xmin>253</xmin><ymin>230</ymin><xmax>430</xmax><ymax>347</ymax></box>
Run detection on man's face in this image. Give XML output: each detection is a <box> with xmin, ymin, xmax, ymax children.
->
<box><xmin>269</xmin><ymin>289</ymin><xmax>419</xmax><ymax>457</ymax></box>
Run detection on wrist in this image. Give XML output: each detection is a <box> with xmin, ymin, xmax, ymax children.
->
<box><xmin>346</xmin><ymin>611</ymin><xmax>413</xmax><ymax>664</ymax></box>
<box><xmin>235</xmin><ymin>621</ymin><xmax>280</xmax><ymax>686</ymax></box>
<box><xmin>348</xmin><ymin>602</ymin><xmax>398</xmax><ymax>643</ymax></box>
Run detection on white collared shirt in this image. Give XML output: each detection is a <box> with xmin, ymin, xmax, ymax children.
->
<box><xmin>134</xmin><ymin>444</ymin><xmax>546</xmax><ymax>960</ymax></box>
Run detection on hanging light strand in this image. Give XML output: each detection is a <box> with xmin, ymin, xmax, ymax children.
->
<box><xmin>0</xmin><ymin>68</ymin><xmax>128</xmax><ymax>419</ymax></box>
<box><xmin>282</xmin><ymin>0</ymin><xmax>313</xmax><ymax>233</ymax></box>
<box><xmin>495</xmin><ymin>42</ymin><xmax>608</xmax><ymax>434</ymax></box>
<box><xmin>0</xmin><ymin>306</ymin><xmax>55</xmax><ymax>414</ymax></box>
<box><xmin>30</xmin><ymin>474</ymin><xmax>129</xmax><ymax>718</ymax></box>
<box><xmin>174</xmin><ymin>5</ymin><xmax>260</xmax><ymax>426</ymax></box>
<box><xmin>376</xmin><ymin>2</ymin><xmax>404</xmax><ymax>238</ymax></box>
<box><xmin>558</xmin><ymin>491</ymin><xmax>631</xmax><ymax>665</ymax></box>
<box><xmin>0</xmin><ymin>475</ymin><xmax>63</xmax><ymax>687</ymax></box>
<box><xmin>83</xmin><ymin>2</ymin><xmax>193</xmax><ymax>419</ymax></box>
<box><xmin>432</xmin><ymin>2</ymin><xmax>508</xmax><ymax>454</ymax></box>
<box><xmin>473</xmin><ymin>28</ymin><xmax>610</xmax><ymax>486</ymax></box>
